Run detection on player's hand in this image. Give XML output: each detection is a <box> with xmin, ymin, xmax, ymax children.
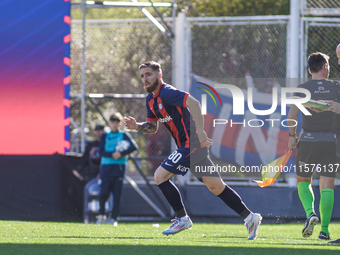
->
<box><xmin>197</xmin><ymin>130</ymin><xmax>213</xmax><ymax>147</ymax></box>
<box><xmin>327</xmin><ymin>100</ymin><xmax>340</xmax><ymax>114</ymax></box>
<box><xmin>112</xmin><ymin>151</ymin><xmax>122</xmax><ymax>159</ymax></box>
<box><xmin>288</xmin><ymin>136</ymin><xmax>298</xmax><ymax>150</ymax></box>
<box><xmin>310</xmin><ymin>107</ymin><xmax>324</xmax><ymax>113</ymax></box>
<box><xmin>124</xmin><ymin>116</ymin><xmax>138</xmax><ymax>130</ymax></box>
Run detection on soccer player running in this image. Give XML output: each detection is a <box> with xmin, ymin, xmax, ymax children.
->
<box><xmin>287</xmin><ymin>52</ymin><xmax>340</xmax><ymax>240</ymax></box>
<box><xmin>124</xmin><ymin>61</ymin><xmax>262</xmax><ymax>240</ymax></box>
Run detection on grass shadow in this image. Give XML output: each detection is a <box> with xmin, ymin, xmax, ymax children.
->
<box><xmin>1</xmin><ymin>244</ymin><xmax>340</xmax><ymax>255</ymax></box>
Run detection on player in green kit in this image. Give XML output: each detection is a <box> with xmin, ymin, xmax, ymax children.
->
<box><xmin>288</xmin><ymin>52</ymin><xmax>340</xmax><ymax>240</ymax></box>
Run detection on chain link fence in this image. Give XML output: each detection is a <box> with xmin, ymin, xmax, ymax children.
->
<box><xmin>189</xmin><ymin>17</ymin><xmax>289</xmax><ymax>92</ymax></box>
<box><xmin>304</xmin><ymin>0</ymin><xmax>340</xmax><ymax>9</ymax></box>
<box><xmin>302</xmin><ymin>18</ymin><xmax>340</xmax><ymax>79</ymax></box>
<box><xmin>302</xmin><ymin>0</ymin><xmax>340</xmax><ymax>15</ymax></box>
<box><xmin>71</xmin><ymin>18</ymin><xmax>173</xmax><ymax>177</ymax></box>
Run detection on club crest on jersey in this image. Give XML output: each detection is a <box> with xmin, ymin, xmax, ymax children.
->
<box><xmin>159</xmin><ymin>115</ymin><xmax>172</xmax><ymax>123</ymax></box>
<box><xmin>159</xmin><ymin>103</ymin><xmax>163</xmax><ymax>109</ymax></box>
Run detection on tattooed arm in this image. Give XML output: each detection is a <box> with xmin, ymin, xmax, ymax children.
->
<box><xmin>124</xmin><ymin>116</ymin><xmax>158</xmax><ymax>134</ymax></box>
<box><xmin>136</xmin><ymin>120</ymin><xmax>159</xmax><ymax>133</ymax></box>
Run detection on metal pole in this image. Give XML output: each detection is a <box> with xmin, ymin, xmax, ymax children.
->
<box><xmin>125</xmin><ymin>176</ymin><xmax>167</xmax><ymax>218</ymax></box>
<box><xmin>171</xmin><ymin>0</ymin><xmax>176</xmax><ymax>86</ymax></box>
<box><xmin>80</xmin><ymin>0</ymin><xmax>87</xmax><ymax>152</ymax></box>
<box><xmin>300</xmin><ymin>17</ymin><xmax>304</xmax><ymax>82</ymax></box>
<box><xmin>171</xmin><ymin>1</ymin><xmax>177</xmax><ymax>187</ymax></box>
<box><xmin>147</xmin><ymin>0</ymin><xmax>174</xmax><ymax>37</ymax></box>
<box><xmin>175</xmin><ymin>12</ymin><xmax>185</xmax><ymax>90</ymax></box>
<box><xmin>129</xmin><ymin>156</ymin><xmax>170</xmax><ymax>213</ymax></box>
<box><xmin>185</xmin><ymin>16</ymin><xmax>191</xmax><ymax>92</ymax></box>
<box><xmin>285</xmin><ymin>14</ymin><xmax>290</xmax><ymax>88</ymax></box>
<box><xmin>88</xmin><ymin>98</ymin><xmax>109</xmax><ymax>125</ymax></box>
<box><xmin>303</xmin><ymin>21</ymin><xmax>309</xmax><ymax>80</ymax></box>
<box><xmin>170</xmin><ymin>1</ymin><xmax>178</xmax><ymax>215</ymax></box>
<box><xmin>288</xmin><ymin>0</ymin><xmax>300</xmax><ymax>87</ymax></box>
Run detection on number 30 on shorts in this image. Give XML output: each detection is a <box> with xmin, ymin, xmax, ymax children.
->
<box><xmin>168</xmin><ymin>151</ymin><xmax>182</xmax><ymax>164</ymax></box>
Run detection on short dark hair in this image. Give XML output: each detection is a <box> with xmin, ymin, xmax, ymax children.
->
<box><xmin>94</xmin><ymin>124</ymin><xmax>104</xmax><ymax>130</ymax></box>
<box><xmin>139</xmin><ymin>61</ymin><xmax>162</xmax><ymax>72</ymax></box>
<box><xmin>308</xmin><ymin>52</ymin><xmax>330</xmax><ymax>73</ymax></box>
<box><xmin>109</xmin><ymin>112</ymin><xmax>123</xmax><ymax>122</ymax></box>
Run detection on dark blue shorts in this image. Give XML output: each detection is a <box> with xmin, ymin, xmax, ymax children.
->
<box><xmin>160</xmin><ymin>146</ymin><xmax>219</xmax><ymax>179</ymax></box>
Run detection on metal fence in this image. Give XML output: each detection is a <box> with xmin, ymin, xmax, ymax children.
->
<box><xmin>71</xmin><ymin>19</ymin><xmax>173</xmax><ymax>96</ymax></box>
<box><xmin>71</xmin><ymin>18</ymin><xmax>173</xmax><ymax>178</ymax></box>
<box><xmin>302</xmin><ymin>0</ymin><xmax>340</xmax><ymax>15</ymax></box>
<box><xmin>301</xmin><ymin>17</ymin><xmax>340</xmax><ymax>79</ymax></box>
<box><xmin>188</xmin><ymin>16</ymin><xmax>289</xmax><ymax>91</ymax></box>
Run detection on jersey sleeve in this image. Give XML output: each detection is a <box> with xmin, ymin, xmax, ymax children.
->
<box><xmin>294</xmin><ymin>84</ymin><xmax>305</xmax><ymax>98</ymax></box>
<box><xmin>120</xmin><ymin>133</ymin><xmax>138</xmax><ymax>156</ymax></box>
<box><xmin>146</xmin><ymin>97</ymin><xmax>158</xmax><ymax>121</ymax></box>
<box><xmin>163</xmin><ymin>87</ymin><xmax>189</xmax><ymax>107</ymax></box>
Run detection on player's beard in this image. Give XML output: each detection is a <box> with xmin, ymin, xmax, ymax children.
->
<box><xmin>144</xmin><ymin>79</ymin><xmax>159</xmax><ymax>93</ymax></box>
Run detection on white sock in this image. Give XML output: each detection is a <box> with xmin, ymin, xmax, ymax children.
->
<box><xmin>244</xmin><ymin>213</ymin><xmax>253</xmax><ymax>224</ymax></box>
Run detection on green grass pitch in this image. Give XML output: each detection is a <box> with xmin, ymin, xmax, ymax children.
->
<box><xmin>1</xmin><ymin>220</ymin><xmax>340</xmax><ymax>255</ymax></box>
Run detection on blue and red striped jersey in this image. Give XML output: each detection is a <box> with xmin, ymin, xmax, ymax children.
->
<box><xmin>146</xmin><ymin>83</ymin><xmax>200</xmax><ymax>148</ymax></box>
